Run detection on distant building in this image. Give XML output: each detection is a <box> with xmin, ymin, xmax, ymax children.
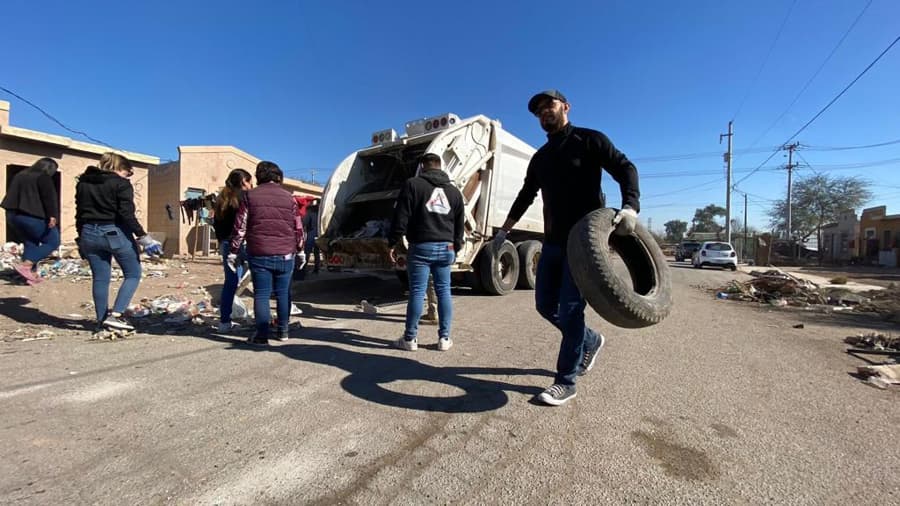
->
<box><xmin>0</xmin><ymin>100</ymin><xmax>158</xmax><ymax>245</ymax></box>
<box><xmin>859</xmin><ymin>206</ymin><xmax>900</xmax><ymax>267</ymax></box>
<box><xmin>821</xmin><ymin>209</ymin><xmax>859</xmax><ymax>264</ymax></box>
<box><xmin>147</xmin><ymin>146</ymin><xmax>322</xmax><ymax>256</ymax></box>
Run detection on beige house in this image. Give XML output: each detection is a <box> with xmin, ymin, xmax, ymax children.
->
<box><xmin>821</xmin><ymin>209</ymin><xmax>859</xmax><ymax>264</ymax></box>
<box><xmin>0</xmin><ymin>100</ymin><xmax>158</xmax><ymax>245</ymax></box>
<box><xmin>148</xmin><ymin>145</ymin><xmax>322</xmax><ymax>256</ymax></box>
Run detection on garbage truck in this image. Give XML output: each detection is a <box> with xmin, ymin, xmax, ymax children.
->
<box><xmin>316</xmin><ymin>113</ymin><xmax>545</xmax><ymax>295</ymax></box>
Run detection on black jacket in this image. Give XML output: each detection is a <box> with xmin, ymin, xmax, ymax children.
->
<box><xmin>508</xmin><ymin>123</ymin><xmax>640</xmax><ymax>245</ymax></box>
<box><xmin>389</xmin><ymin>169</ymin><xmax>465</xmax><ymax>252</ymax></box>
<box><xmin>75</xmin><ymin>166</ymin><xmax>146</xmax><ymax>237</ymax></box>
<box><xmin>1</xmin><ymin>170</ymin><xmax>58</xmax><ymax>220</ymax></box>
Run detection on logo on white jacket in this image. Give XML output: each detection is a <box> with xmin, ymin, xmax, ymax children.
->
<box><xmin>425</xmin><ymin>188</ymin><xmax>451</xmax><ymax>215</ymax></box>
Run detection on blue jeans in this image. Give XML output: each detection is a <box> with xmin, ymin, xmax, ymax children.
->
<box><xmin>404</xmin><ymin>242</ymin><xmax>455</xmax><ymax>340</ymax></box>
<box><xmin>9</xmin><ymin>212</ymin><xmax>60</xmax><ymax>269</ymax></box>
<box><xmin>248</xmin><ymin>254</ymin><xmax>294</xmax><ymax>338</ymax></box>
<box><xmin>535</xmin><ymin>242</ymin><xmax>600</xmax><ymax>386</ymax></box>
<box><xmin>79</xmin><ymin>224</ymin><xmax>142</xmax><ymax>323</ymax></box>
<box><xmin>219</xmin><ymin>241</ymin><xmax>246</xmax><ymax>324</ymax></box>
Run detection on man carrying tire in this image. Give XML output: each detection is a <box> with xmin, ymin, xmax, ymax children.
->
<box><xmin>389</xmin><ymin>153</ymin><xmax>465</xmax><ymax>352</ymax></box>
<box><xmin>493</xmin><ymin>89</ymin><xmax>641</xmax><ymax>406</ymax></box>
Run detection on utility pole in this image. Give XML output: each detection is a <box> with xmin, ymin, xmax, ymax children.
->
<box><xmin>310</xmin><ymin>169</ymin><xmax>317</xmax><ymax>185</ymax></box>
<box><xmin>743</xmin><ymin>192</ymin><xmax>748</xmax><ymax>262</ymax></box>
<box><xmin>720</xmin><ymin>121</ymin><xmax>734</xmax><ymax>245</ymax></box>
<box><xmin>784</xmin><ymin>142</ymin><xmax>799</xmax><ymax>241</ymax></box>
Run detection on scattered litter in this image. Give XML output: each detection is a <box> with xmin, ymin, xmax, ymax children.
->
<box><xmin>856</xmin><ymin>364</ymin><xmax>900</xmax><ymax>390</ymax></box>
<box><xmin>711</xmin><ymin>268</ymin><xmax>900</xmax><ymax>319</ymax></box>
<box><xmin>1</xmin><ymin>242</ymin><xmax>171</xmax><ymax>282</ymax></box>
<box><xmin>845</xmin><ymin>333</ymin><xmax>900</xmax><ymax>352</ymax></box>
<box><xmin>360</xmin><ymin>300</ymin><xmax>378</xmax><ymax>314</ymax></box>
<box><xmin>21</xmin><ymin>335</ymin><xmax>53</xmax><ymax>342</ymax></box>
<box><xmin>349</xmin><ymin>219</ymin><xmax>392</xmax><ymax>239</ymax></box>
<box><xmin>792</xmin><ymin>324</ymin><xmax>804</xmax><ymax>329</ymax></box>
<box><xmin>232</xmin><ymin>297</ymin><xmax>253</xmax><ymax>320</ymax></box>
<box><xmin>90</xmin><ymin>328</ymin><xmax>134</xmax><ymax>341</ymax></box>
<box><xmin>66</xmin><ymin>313</ymin><xmax>85</xmax><ymax>318</ymax></box>
<box><xmin>290</xmin><ymin>303</ymin><xmax>303</xmax><ymax>315</ymax></box>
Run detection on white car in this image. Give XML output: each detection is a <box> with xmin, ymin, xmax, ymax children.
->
<box><xmin>692</xmin><ymin>241</ymin><xmax>738</xmax><ymax>270</ymax></box>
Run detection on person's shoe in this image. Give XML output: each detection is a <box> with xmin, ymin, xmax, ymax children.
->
<box><xmin>577</xmin><ymin>333</ymin><xmax>606</xmax><ymax>376</ymax></box>
<box><xmin>394</xmin><ymin>337</ymin><xmax>417</xmax><ymax>351</ymax></box>
<box><xmin>275</xmin><ymin>329</ymin><xmax>289</xmax><ymax>341</ymax></box>
<box><xmin>217</xmin><ymin>321</ymin><xmax>241</xmax><ymax>333</ymax></box>
<box><xmin>103</xmin><ymin>313</ymin><xmax>134</xmax><ymax>331</ymax></box>
<box><xmin>437</xmin><ymin>337</ymin><xmax>453</xmax><ymax>351</ymax></box>
<box><xmin>538</xmin><ymin>384</ymin><xmax>577</xmax><ymax>406</ymax></box>
<box><xmin>15</xmin><ymin>264</ymin><xmax>37</xmax><ymax>282</ymax></box>
<box><xmin>247</xmin><ymin>334</ymin><xmax>269</xmax><ymax>347</ymax></box>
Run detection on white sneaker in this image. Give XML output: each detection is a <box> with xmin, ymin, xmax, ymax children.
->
<box><xmin>395</xmin><ymin>337</ymin><xmax>417</xmax><ymax>351</ymax></box>
<box><xmin>217</xmin><ymin>321</ymin><xmax>241</xmax><ymax>333</ymax></box>
<box><xmin>438</xmin><ymin>337</ymin><xmax>453</xmax><ymax>351</ymax></box>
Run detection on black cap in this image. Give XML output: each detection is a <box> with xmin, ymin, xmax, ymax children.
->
<box><xmin>528</xmin><ymin>89</ymin><xmax>567</xmax><ymax>114</ymax></box>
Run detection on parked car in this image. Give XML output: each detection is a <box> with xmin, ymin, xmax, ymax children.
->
<box><xmin>692</xmin><ymin>241</ymin><xmax>738</xmax><ymax>270</ymax></box>
<box><xmin>675</xmin><ymin>240</ymin><xmax>701</xmax><ymax>262</ymax></box>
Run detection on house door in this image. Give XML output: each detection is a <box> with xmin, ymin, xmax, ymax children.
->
<box><xmin>5</xmin><ymin>164</ymin><xmax>62</xmax><ymax>243</ymax></box>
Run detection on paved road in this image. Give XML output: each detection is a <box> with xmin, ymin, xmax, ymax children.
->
<box><xmin>1</xmin><ymin>261</ymin><xmax>898</xmax><ymax>504</ymax></box>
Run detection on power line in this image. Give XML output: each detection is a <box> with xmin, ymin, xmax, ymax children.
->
<box><xmin>0</xmin><ymin>84</ymin><xmax>112</xmax><ymax>147</ymax></box>
<box><xmin>745</xmin><ymin>0</ymin><xmax>873</xmax><ymax>149</ymax></box>
<box><xmin>643</xmin><ymin>177</ymin><xmax>725</xmax><ymax>199</ymax></box>
<box><xmin>782</xmin><ymin>35</ymin><xmax>900</xmax><ymax>145</ymax></box>
<box><xmin>732</xmin><ymin>0</ymin><xmax>798</xmax><ymax>120</ymax></box>
<box><xmin>733</xmin><ymin>34</ymin><xmax>900</xmax><ymax>188</ymax></box>
<box><xmin>804</xmin><ymin>138</ymin><xmax>900</xmax><ymax>151</ymax></box>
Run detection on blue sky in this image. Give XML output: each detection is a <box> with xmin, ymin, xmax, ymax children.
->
<box><xmin>3</xmin><ymin>0</ymin><xmax>898</xmax><ymax>232</ymax></box>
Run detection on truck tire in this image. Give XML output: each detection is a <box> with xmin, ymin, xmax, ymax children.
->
<box><xmin>515</xmin><ymin>240</ymin><xmax>541</xmax><ymax>290</ymax></box>
<box><xmin>479</xmin><ymin>240</ymin><xmax>519</xmax><ymax>295</ymax></box>
<box><xmin>566</xmin><ymin>208</ymin><xmax>672</xmax><ymax>328</ymax></box>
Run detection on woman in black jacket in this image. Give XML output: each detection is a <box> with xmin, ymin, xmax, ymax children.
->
<box><xmin>75</xmin><ymin>152</ymin><xmax>161</xmax><ymax>331</ymax></box>
<box><xmin>212</xmin><ymin>168</ymin><xmax>252</xmax><ymax>332</ymax></box>
<box><xmin>1</xmin><ymin>157</ymin><xmax>61</xmax><ymax>285</ymax></box>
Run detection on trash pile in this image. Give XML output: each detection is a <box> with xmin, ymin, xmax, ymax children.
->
<box><xmin>1</xmin><ymin>242</ymin><xmax>171</xmax><ymax>282</ymax></box>
<box><xmin>125</xmin><ymin>288</ymin><xmax>219</xmax><ymax>326</ymax></box>
<box><xmin>845</xmin><ymin>332</ymin><xmax>900</xmax><ymax>353</ymax></box>
<box><xmin>349</xmin><ymin>219</ymin><xmax>392</xmax><ymax>239</ymax></box>
<box><xmin>714</xmin><ymin>270</ymin><xmax>830</xmax><ymax>306</ymax></box>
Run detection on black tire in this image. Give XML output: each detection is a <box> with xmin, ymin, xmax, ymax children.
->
<box><xmin>729</xmin><ymin>265</ymin><xmax>737</xmax><ymax>271</ymax></box>
<box><xmin>567</xmin><ymin>208</ymin><xmax>673</xmax><ymax>328</ymax></box>
<box><xmin>675</xmin><ymin>255</ymin><xmax>683</xmax><ymax>262</ymax></box>
<box><xmin>478</xmin><ymin>240</ymin><xmax>519</xmax><ymax>295</ymax></box>
<box><xmin>515</xmin><ymin>240</ymin><xmax>541</xmax><ymax>290</ymax></box>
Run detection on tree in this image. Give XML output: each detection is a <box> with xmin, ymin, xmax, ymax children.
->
<box><xmin>664</xmin><ymin>220</ymin><xmax>688</xmax><ymax>242</ymax></box>
<box><xmin>767</xmin><ymin>173</ymin><xmax>872</xmax><ymax>252</ymax></box>
<box><xmin>691</xmin><ymin>204</ymin><xmax>726</xmax><ymax>233</ymax></box>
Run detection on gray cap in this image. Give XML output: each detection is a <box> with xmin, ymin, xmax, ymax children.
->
<box><xmin>528</xmin><ymin>89</ymin><xmax>568</xmax><ymax>114</ymax></box>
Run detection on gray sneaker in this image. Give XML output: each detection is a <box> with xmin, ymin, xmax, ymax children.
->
<box><xmin>578</xmin><ymin>333</ymin><xmax>606</xmax><ymax>376</ymax></box>
<box><xmin>103</xmin><ymin>314</ymin><xmax>134</xmax><ymax>331</ymax></box>
<box><xmin>538</xmin><ymin>384</ymin><xmax>577</xmax><ymax>406</ymax></box>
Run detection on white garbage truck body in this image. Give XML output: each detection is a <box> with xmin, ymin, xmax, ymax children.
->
<box><xmin>317</xmin><ymin>113</ymin><xmax>544</xmax><ymax>294</ymax></box>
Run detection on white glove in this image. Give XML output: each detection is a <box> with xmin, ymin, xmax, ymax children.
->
<box><xmin>226</xmin><ymin>253</ymin><xmax>238</xmax><ymax>273</ymax></box>
<box><xmin>137</xmin><ymin>235</ymin><xmax>163</xmax><ymax>255</ymax></box>
<box><xmin>492</xmin><ymin>229</ymin><xmax>508</xmax><ymax>250</ymax></box>
<box><xmin>612</xmin><ymin>207</ymin><xmax>638</xmax><ymax>236</ymax></box>
<box><xmin>296</xmin><ymin>251</ymin><xmax>307</xmax><ymax>270</ymax></box>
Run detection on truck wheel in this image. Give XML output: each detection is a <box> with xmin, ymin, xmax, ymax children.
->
<box><xmin>479</xmin><ymin>240</ymin><xmax>519</xmax><ymax>295</ymax></box>
<box><xmin>515</xmin><ymin>240</ymin><xmax>541</xmax><ymax>290</ymax></box>
<box><xmin>566</xmin><ymin>208</ymin><xmax>673</xmax><ymax>328</ymax></box>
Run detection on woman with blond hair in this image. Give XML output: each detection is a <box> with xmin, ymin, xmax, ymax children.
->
<box><xmin>1</xmin><ymin>157</ymin><xmax>61</xmax><ymax>285</ymax></box>
<box><xmin>213</xmin><ymin>168</ymin><xmax>252</xmax><ymax>332</ymax></box>
<box><xmin>75</xmin><ymin>152</ymin><xmax>162</xmax><ymax>331</ymax></box>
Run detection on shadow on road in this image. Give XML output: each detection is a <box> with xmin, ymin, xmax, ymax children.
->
<box><xmin>0</xmin><ymin>297</ymin><xmax>93</xmax><ymax>331</ymax></box>
<box><xmin>200</xmin><ymin>326</ymin><xmax>552</xmax><ymax>414</ymax></box>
